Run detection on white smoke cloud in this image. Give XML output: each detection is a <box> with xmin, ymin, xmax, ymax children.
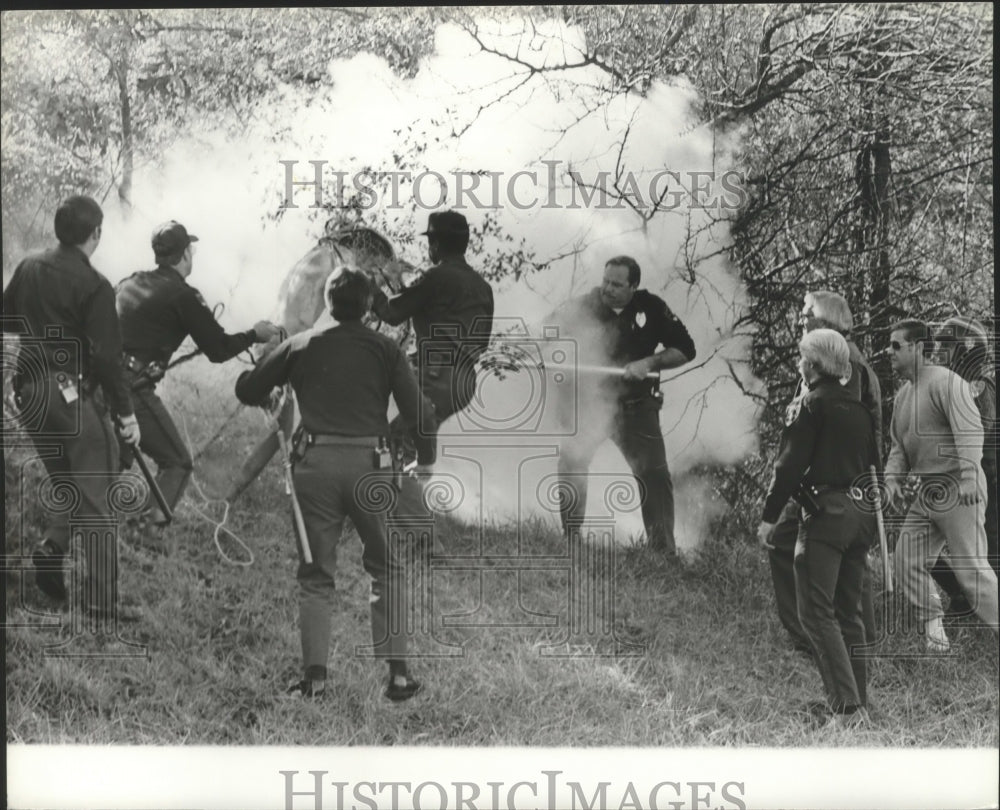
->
<box><xmin>93</xmin><ymin>14</ymin><xmax>763</xmax><ymax>549</ymax></box>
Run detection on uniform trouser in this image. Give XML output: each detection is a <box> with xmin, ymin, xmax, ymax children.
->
<box><xmin>293</xmin><ymin>445</ymin><xmax>407</xmax><ymax>679</ymax></box>
<box><xmin>557</xmin><ymin>402</ymin><xmax>675</xmax><ymax>553</ymax></box>
<box><xmin>391</xmin><ymin>363</ymin><xmax>474</xmax><ymax>464</ymax></box>
<box><xmin>19</xmin><ymin>379</ymin><xmax>121</xmax><ymax>611</ymax></box>
<box><xmin>122</xmin><ymin>385</ymin><xmax>193</xmax><ymax>515</ymax></box>
<box><xmin>793</xmin><ymin>492</ymin><xmax>873</xmax><ymax>712</ymax></box>
<box><xmin>894</xmin><ymin>481</ymin><xmax>999</xmax><ymax>628</ymax></box>
<box><xmin>388</xmin><ymin>364</ymin><xmax>474</xmax><ymax>519</ymax></box>
<box><xmin>769</xmin><ymin>501</ymin><xmax>877</xmax><ymax>649</ymax></box>
<box><xmin>930</xmin><ymin>470</ymin><xmax>999</xmax><ymax>597</ymax></box>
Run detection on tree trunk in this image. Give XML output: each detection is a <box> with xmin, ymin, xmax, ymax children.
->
<box><xmin>856</xmin><ymin>15</ymin><xmax>895</xmax><ymax>443</ymax></box>
<box><xmin>116</xmin><ymin>55</ymin><xmax>133</xmax><ymax>214</ymax></box>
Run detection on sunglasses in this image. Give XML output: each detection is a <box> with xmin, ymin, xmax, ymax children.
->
<box><xmin>889</xmin><ymin>340</ymin><xmax>911</xmax><ymax>351</ymax></box>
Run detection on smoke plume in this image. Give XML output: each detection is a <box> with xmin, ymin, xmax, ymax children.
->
<box><xmin>89</xmin><ymin>15</ymin><xmax>763</xmax><ymax>550</ymax></box>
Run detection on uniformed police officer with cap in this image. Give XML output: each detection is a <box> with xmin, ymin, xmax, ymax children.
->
<box><xmin>235</xmin><ymin>266</ymin><xmax>435</xmax><ymax>701</ymax></box>
<box><xmin>929</xmin><ymin>315</ymin><xmax>998</xmax><ymax>611</ymax></box>
<box><xmin>552</xmin><ymin>255</ymin><xmax>695</xmax><ymax>556</ymax></box>
<box><xmin>372</xmin><ymin>209</ymin><xmax>495</xmax><ymax>474</ymax></box>
<box><xmin>758</xmin><ymin>328</ymin><xmax>878</xmax><ymax>727</ymax></box>
<box><xmin>3</xmin><ymin>195</ymin><xmax>142</xmax><ymax>619</ymax></box>
<box><xmin>115</xmin><ymin>220</ymin><xmax>280</xmax><ymax>526</ymax></box>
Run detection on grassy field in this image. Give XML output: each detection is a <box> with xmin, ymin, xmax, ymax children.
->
<box><xmin>4</xmin><ymin>360</ymin><xmax>999</xmax><ymax>748</ymax></box>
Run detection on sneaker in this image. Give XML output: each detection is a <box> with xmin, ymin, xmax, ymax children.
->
<box><xmin>286</xmin><ymin>679</ymin><xmax>325</xmax><ymax>699</ymax></box>
<box><xmin>925</xmin><ymin>617</ymin><xmax>951</xmax><ymax>653</ymax></box>
<box><xmin>385</xmin><ymin>675</ymin><xmax>421</xmax><ymax>702</ymax></box>
<box><xmin>32</xmin><ymin>541</ymin><xmax>67</xmax><ymax>603</ymax></box>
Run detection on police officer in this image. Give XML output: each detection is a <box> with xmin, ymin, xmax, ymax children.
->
<box><xmin>553</xmin><ymin>256</ymin><xmax>696</xmax><ymax>555</ymax></box>
<box><xmin>372</xmin><ymin>210</ymin><xmax>494</xmax><ymax>471</ymax></box>
<box><xmin>3</xmin><ymin>195</ymin><xmax>141</xmax><ymax>619</ymax></box>
<box><xmin>235</xmin><ymin>266</ymin><xmax>435</xmax><ymax>701</ymax></box>
<box><xmin>115</xmin><ymin>220</ymin><xmax>280</xmax><ymax>525</ymax></box>
<box><xmin>767</xmin><ymin>291</ymin><xmax>882</xmax><ymax>653</ymax></box>
<box><xmin>757</xmin><ymin>329</ymin><xmax>878</xmax><ymax>726</ymax></box>
<box><xmin>930</xmin><ymin>315</ymin><xmax>997</xmax><ymax>611</ymax></box>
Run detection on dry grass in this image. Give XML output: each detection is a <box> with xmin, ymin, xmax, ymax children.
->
<box><xmin>5</xmin><ymin>359</ymin><xmax>999</xmax><ymax>747</ymax></box>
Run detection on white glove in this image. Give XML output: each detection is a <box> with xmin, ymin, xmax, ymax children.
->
<box><xmin>118</xmin><ymin>414</ymin><xmax>141</xmax><ymax>446</ymax></box>
<box><xmin>252</xmin><ymin>320</ymin><xmax>283</xmax><ymax>343</ymax></box>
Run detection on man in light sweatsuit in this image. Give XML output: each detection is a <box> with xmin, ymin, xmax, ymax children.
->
<box><xmin>884</xmin><ymin>319</ymin><xmax>999</xmax><ymax>651</ymax></box>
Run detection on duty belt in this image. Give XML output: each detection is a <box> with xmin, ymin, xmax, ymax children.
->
<box><xmin>811</xmin><ymin>484</ymin><xmax>868</xmax><ymax>503</ymax></box>
<box><xmin>307</xmin><ymin>434</ymin><xmax>382</xmax><ymax>447</ymax></box>
<box><xmin>123</xmin><ymin>354</ymin><xmax>166</xmax><ymax>388</ymax></box>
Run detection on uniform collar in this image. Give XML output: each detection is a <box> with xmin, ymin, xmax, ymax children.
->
<box><xmin>806</xmin><ymin>376</ymin><xmax>841</xmax><ymax>392</ymax></box>
<box><xmin>434</xmin><ymin>254</ymin><xmax>472</xmax><ymax>271</ymax></box>
<box><xmin>57</xmin><ymin>243</ymin><xmax>93</xmax><ymax>268</ymax></box>
<box><xmin>156</xmin><ymin>263</ymin><xmax>187</xmax><ymax>284</ymax></box>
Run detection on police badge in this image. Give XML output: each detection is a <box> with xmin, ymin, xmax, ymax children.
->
<box><xmin>635</xmin><ymin>311</ymin><xmax>646</xmax><ymax>329</ymax></box>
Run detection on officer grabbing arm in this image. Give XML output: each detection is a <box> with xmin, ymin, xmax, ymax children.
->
<box><xmin>371</xmin><ymin>210</ymin><xmax>495</xmax><ymax>470</ymax></box>
<box><xmin>115</xmin><ymin>220</ymin><xmax>280</xmax><ymax>526</ymax></box>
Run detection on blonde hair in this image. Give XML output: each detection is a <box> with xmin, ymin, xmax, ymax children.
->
<box><xmin>800</xmin><ymin>328</ymin><xmax>851</xmax><ymax>380</ymax></box>
<box><xmin>804</xmin><ymin>290</ymin><xmax>853</xmax><ymax>333</ymax></box>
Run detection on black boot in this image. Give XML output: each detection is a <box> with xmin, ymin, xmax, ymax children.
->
<box><xmin>32</xmin><ymin>539</ymin><xmax>67</xmax><ymax>603</ymax></box>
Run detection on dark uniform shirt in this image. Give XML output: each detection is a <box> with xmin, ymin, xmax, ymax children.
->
<box><xmin>3</xmin><ymin>244</ymin><xmax>133</xmax><ymax>416</ymax></box>
<box><xmin>115</xmin><ymin>265</ymin><xmax>255</xmax><ymax>365</ymax></box>
<box><xmin>556</xmin><ymin>287</ymin><xmax>696</xmax><ymax>401</ymax></box>
<box><xmin>763</xmin><ymin>377</ymin><xmax>878</xmax><ymax>523</ymax></box>
<box><xmin>372</xmin><ymin>256</ymin><xmax>494</xmax><ymax>367</ymax></box>
<box><xmin>234</xmin><ymin>321</ymin><xmax>435</xmax><ymax>462</ymax></box>
<box><xmin>785</xmin><ymin>340</ymin><xmax>883</xmax><ymax>462</ymax></box>
<box><xmin>846</xmin><ymin>340</ymin><xmax>882</xmax><ymax>450</ymax></box>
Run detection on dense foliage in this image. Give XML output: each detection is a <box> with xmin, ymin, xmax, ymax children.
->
<box><xmin>2</xmin><ymin>5</ymin><xmax>994</xmax><ymax>523</ymax></box>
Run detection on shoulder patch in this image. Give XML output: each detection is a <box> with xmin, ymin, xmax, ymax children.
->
<box><xmin>189</xmin><ymin>287</ymin><xmax>209</xmax><ymax>308</ymax></box>
<box><xmin>971</xmin><ymin>379</ymin><xmax>986</xmax><ymax>399</ymax></box>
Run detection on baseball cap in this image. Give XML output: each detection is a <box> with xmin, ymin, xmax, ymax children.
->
<box><xmin>420</xmin><ymin>210</ymin><xmax>470</xmax><ymax>236</ymax></box>
<box><xmin>152</xmin><ymin>220</ymin><xmax>199</xmax><ymax>258</ymax></box>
